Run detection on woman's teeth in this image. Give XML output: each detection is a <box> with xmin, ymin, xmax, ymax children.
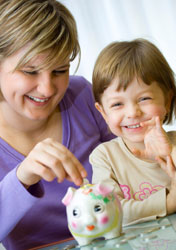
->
<box><xmin>28</xmin><ymin>96</ymin><xmax>49</xmax><ymax>102</ymax></box>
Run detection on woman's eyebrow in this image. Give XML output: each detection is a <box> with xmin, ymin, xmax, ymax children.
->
<box><xmin>55</xmin><ymin>63</ymin><xmax>70</xmax><ymax>69</ymax></box>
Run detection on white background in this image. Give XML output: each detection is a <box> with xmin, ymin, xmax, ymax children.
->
<box><xmin>59</xmin><ymin>0</ymin><xmax>176</xmax><ymax>131</ymax></box>
<box><xmin>0</xmin><ymin>1</ymin><xmax>175</xmax><ymax>249</ymax></box>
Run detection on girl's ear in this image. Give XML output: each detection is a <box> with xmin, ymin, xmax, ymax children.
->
<box><xmin>95</xmin><ymin>102</ymin><xmax>102</xmax><ymax>113</ymax></box>
<box><xmin>95</xmin><ymin>102</ymin><xmax>108</xmax><ymax>123</ymax></box>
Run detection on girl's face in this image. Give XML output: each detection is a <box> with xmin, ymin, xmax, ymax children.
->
<box><xmin>0</xmin><ymin>45</ymin><xmax>70</xmax><ymax>122</ymax></box>
<box><xmin>96</xmin><ymin>77</ymin><xmax>169</xmax><ymax>149</ymax></box>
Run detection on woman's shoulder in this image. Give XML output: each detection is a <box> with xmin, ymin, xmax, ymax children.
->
<box><xmin>63</xmin><ymin>75</ymin><xmax>94</xmax><ymax>107</ymax></box>
<box><xmin>69</xmin><ymin>75</ymin><xmax>92</xmax><ymax>93</ymax></box>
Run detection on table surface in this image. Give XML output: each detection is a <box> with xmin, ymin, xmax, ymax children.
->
<box><xmin>29</xmin><ymin>214</ymin><xmax>176</xmax><ymax>250</ymax></box>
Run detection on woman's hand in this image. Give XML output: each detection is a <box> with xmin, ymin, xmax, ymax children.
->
<box><xmin>17</xmin><ymin>138</ymin><xmax>87</xmax><ymax>187</ymax></box>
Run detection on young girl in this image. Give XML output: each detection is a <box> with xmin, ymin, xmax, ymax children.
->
<box><xmin>0</xmin><ymin>1</ymin><xmax>114</xmax><ymax>249</ymax></box>
<box><xmin>90</xmin><ymin>38</ymin><xmax>176</xmax><ymax>226</ymax></box>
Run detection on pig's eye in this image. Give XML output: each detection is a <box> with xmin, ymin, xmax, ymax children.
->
<box><xmin>72</xmin><ymin>208</ymin><xmax>81</xmax><ymax>217</ymax></box>
<box><xmin>94</xmin><ymin>204</ymin><xmax>104</xmax><ymax>213</ymax></box>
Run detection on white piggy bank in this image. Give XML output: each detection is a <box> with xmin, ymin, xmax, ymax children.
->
<box><xmin>62</xmin><ymin>182</ymin><xmax>122</xmax><ymax>246</ymax></box>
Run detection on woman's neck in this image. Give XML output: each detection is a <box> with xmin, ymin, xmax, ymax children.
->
<box><xmin>0</xmin><ymin>103</ymin><xmax>62</xmax><ymax>155</ymax></box>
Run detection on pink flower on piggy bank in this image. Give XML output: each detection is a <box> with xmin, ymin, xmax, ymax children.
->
<box><xmin>62</xmin><ymin>182</ymin><xmax>122</xmax><ymax>246</ymax></box>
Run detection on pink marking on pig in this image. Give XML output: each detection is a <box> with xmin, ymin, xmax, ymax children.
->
<box><xmin>100</xmin><ymin>215</ymin><xmax>109</xmax><ymax>224</ymax></box>
<box><xmin>96</xmin><ymin>184</ymin><xmax>113</xmax><ymax>196</ymax></box>
<box><xmin>71</xmin><ymin>221</ymin><xmax>77</xmax><ymax>229</ymax></box>
<box><xmin>82</xmin><ymin>188</ymin><xmax>92</xmax><ymax>195</ymax></box>
<box><xmin>62</xmin><ymin>188</ymin><xmax>74</xmax><ymax>206</ymax></box>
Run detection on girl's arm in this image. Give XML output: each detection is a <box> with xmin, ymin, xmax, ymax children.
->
<box><xmin>157</xmin><ymin>155</ymin><xmax>176</xmax><ymax>214</ymax></box>
<box><xmin>90</xmin><ymin>145</ymin><xmax>167</xmax><ymax>226</ymax></box>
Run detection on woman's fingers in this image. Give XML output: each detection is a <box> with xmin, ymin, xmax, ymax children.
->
<box><xmin>17</xmin><ymin>138</ymin><xmax>87</xmax><ymax>186</ymax></box>
<box><xmin>37</xmin><ymin>139</ymin><xmax>87</xmax><ymax>185</ymax></box>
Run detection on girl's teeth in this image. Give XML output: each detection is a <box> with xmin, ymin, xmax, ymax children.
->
<box><xmin>28</xmin><ymin>96</ymin><xmax>49</xmax><ymax>102</ymax></box>
<box><xmin>127</xmin><ymin>124</ymin><xmax>140</xmax><ymax>128</ymax></box>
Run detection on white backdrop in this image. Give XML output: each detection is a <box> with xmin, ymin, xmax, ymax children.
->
<box><xmin>59</xmin><ymin>0</ymin><xmax>176</xmax><ymax>130</ymax></box>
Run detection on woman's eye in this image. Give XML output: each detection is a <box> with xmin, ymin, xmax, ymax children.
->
<box><xmin>22</xmin><ymin>70</ymin><xmax>37</xmax><ymax>75</ymax></box>
<box><xmin>94</xmin><ymin>204</ymin><xmax>104</xmax><ymax>213</ymax></box>
<box><xmin>72</xmin><ymin>208</ymin><xmax>81</xmax><ymax>217</ymax></box>
<box><xmin>53</xmin><ymin>69</ymin><xmax>68</xmax><ymax>75</ymax></box>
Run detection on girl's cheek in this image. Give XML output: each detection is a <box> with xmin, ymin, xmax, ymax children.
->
<box><xmin>100</xmin><ymin>215</ymin><xmax>109</xmax><ymax>225</ymax></box>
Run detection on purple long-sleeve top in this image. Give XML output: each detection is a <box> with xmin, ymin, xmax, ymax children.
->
<box><xmin>0</xmin><ymin>76</ymin><xmax>114</xmax><ymax>250</ymax></box>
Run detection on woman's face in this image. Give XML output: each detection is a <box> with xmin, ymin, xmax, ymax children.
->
<box><xmin>0</xmin><ymin>45</ymin><xmax>70</xmax><ymax>122</ymax></box>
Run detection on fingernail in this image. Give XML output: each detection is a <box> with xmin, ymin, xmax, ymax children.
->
<box><xmin>81</xmin><ymin>170</ymin><xmax>87</xmax><ymax>178</ymax></box>
<box><xmin>75</xmin><ymin>178</ymin><xmax>82</xmax><ymax>186</ymax></box>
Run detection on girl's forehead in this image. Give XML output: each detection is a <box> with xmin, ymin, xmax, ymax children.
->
<box><xmin>105</xmin><ymin>77</ymin><xmax>161</xmax><ymax>95</ymax></box>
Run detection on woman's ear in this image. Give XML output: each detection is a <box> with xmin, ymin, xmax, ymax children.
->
<box><xmin>95</xmin><ymin>102</ymin><xmax>108</xmax><ymax>123</ymax></box>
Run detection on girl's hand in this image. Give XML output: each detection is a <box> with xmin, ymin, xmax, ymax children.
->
<box><xmin>160</xmin><ymin>155</ymin><xmax>176</xmax><ymax>214</ymax></box>
<box><xmin>16</xmin><ymin>138</ymin><xmax>87</xmax><ymax>187</ymax></box>
<box><xmin>132</xmin><ymin>116</ymin><xmax>172</xmax><ymax>161</ymax></box>
<box><xmin>156</xmin><ymin>155</ymin><xmax>176</xmax><ymax>179</ymax></box>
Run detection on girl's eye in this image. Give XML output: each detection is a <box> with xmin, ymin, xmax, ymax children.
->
<box><xmin>72</xmin><ymin>208</ymin><xmax>81</xmax><ymax>217</ymax></box>
<box><xmin>94</xmin><ymin>204</ymin><xmax>104</xmax><ymax>213</ymax></box>
<box><xmin>112</xmin><ymin>102</ymin><xmax>123</xmax><ymax>107</ymax></box>
<box><xmin>139</xmin><ymin>97</ymin><xmax>152</xmax><ymax>102</ymax></box>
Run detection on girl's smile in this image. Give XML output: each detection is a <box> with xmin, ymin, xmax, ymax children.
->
<box><xmin>96</xmin><ymin>77</ymin><xmax>168</xmax><ymax>150</ymax></box>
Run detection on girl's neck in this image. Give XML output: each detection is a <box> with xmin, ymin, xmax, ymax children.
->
<box><xmin>123</xmin><ymin>138</ymin><xmax>155</xmax><ymax>163</ymax></box>
<box><xmin>123</xmin><ymin>138</ymin><xmax>145</xmax><ymax>152</ymax></box>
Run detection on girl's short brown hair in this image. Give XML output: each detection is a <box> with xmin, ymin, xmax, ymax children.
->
<box><xmin>92</xmin><ymin>38</ymin><xmax>176</xmax><ymax>124</ymax></box>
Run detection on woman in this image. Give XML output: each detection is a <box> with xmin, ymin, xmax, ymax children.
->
<box><xmin>0</xmin><ymin>1</ymin><xmax>114</xmax><ymax>249</ymax></box>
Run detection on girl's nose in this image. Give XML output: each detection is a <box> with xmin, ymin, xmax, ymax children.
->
<box><xmin>126</xmin><ymin>104</ymin><xmax>142</xmax><ymax>118</ymax></box>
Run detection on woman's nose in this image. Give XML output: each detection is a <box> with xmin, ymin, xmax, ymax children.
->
<box><xmin>37</xmin><ymin>73</ymin><xmax>55</xmax><ymax>96</ymax></box>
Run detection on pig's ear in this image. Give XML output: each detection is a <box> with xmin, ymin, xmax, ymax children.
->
<box><xmin>96</xmin><ymin>182</ymin><xmax>114</xmax><ymax>196</ymax></box>
<box><xmin>62</xmin><ymin>187</ymin><xmax>76</xmax><ymax>206</ymax></box>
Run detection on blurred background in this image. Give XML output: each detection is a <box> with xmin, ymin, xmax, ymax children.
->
<box><xmin>0</xmin><ymin>0</ymin><xmax>176</xmax><ymax>249</ymax></box>
<box><xmin>0</xmin><ymin>2</ymin><xmax>175</xmax><ymax>250</ymax></box>
<box><xmin>59</xmin><ymin>0</ymin><xmax>176</xmax><ymax>131</ymax></box>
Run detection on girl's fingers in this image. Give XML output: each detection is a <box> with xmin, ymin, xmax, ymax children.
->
<box><xmin>156</xmin><ymin>155</ymin><xmax>176</xmax><ymax>178</ymax></box>
<box><xmin>156</xmin><ymin>156</ymin><xmax>167</xmax><ymax>172</ymax></box>
<box><xmin>140</xmin><ymin>117</ymin><xmax>156</xmax><ymax>127</ymax></box>
<box><xmin>166</xmin><ymin>155</ymin><xmax>176</xmax><ymax>177</ymax></box>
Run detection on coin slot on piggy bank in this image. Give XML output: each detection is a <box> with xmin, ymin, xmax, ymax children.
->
<box><xmin>62</xmin><ymin>181</ymin><xmax>123</xmax><ymax>246</ymax></box>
